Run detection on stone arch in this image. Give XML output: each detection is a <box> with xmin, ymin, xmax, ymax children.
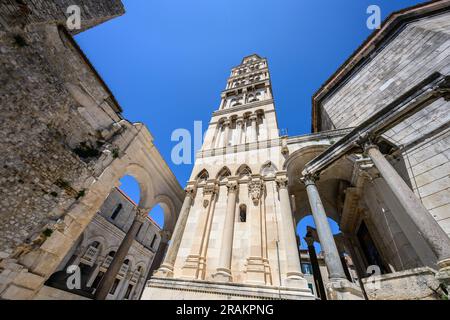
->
<box><xmin>123</xmin><ymin>254</ymin><xmax>136</xmax><ymax>270</ymax></box>
<box><xmin>122</xmin><ymin>162</ymin><xmax>155</xmax><ymax>209</ymax></box>
<box><xmin>236</xmin><ymin>164</ymin><xmax>252</xmax><ymax>178</ymax></box>
<box><xmin>83</xmin><ymin>235</ymin><xmax>107</xmax><ymax>257</ymax></box>
<box><xmin>216</xmin><ymin>166</ymin><xmax>231</xmax><ymax>181</ymax></box>
<box><xmin>196</xmin><ymin>169</ymin><xmax>209</xmax><ymax>183</ymax></box>
<box><xmin>151</xmin><ymin>194</ymin><xmax>177</xmax><ymax>232</ymax></box>
<box><xmin>260</xmin><ymin>161</ymin><xmax>277</xmax><ymax>177</ymax></box>
<box><xmin>283</xmin><ymin>144</ymin><xmax>330</xmax><ymax>172</ymax></box>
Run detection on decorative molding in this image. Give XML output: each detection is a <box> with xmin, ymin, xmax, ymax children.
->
<box><xmin>275</xmin><ymin>176</ymin><xmax>288</xmax><ymax>189</ymax></box>
<box><xmin>227</xmin><ymin>181</ymin><xmax>239</xmax><ymax>194</ymax></box>
<box><xmin>248</xmin><ymin>179</ymin><xmax>264</xmax><ymax>205</ymax></box>
<box><xmin>213</xmin><ymin>99</ymin><xmax>274</xmax><ymax>116</ymax></box>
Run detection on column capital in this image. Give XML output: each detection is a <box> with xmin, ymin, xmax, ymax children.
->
<box><xmin>226</xmin><ymin>181</ymin><xmax>239</xmax><ymax>194</ymax></box>
<box><xmin>300</xmin><ymin>173</ymin><xmax>320</xmax><ymax>186</ymax></box>
<box><xmin>275</xmin><ymin>176</ymin><xmax>289</xmax><ymax>189</ymax></box>
<box><xmin>160</xmin><ymin>230</ymin><xmax>172</xmax><ymax>242</ymax></box>
<box><xmin>136</xmin><ymin>207</ymin><xmax>150</xmax><ymax>223</ymax></box>
<box><xmin>304</xmin><ymin>235</ymin><xmax>315</xmax><ymax>247</ymax></box>
<box><xmin>236</xmin><ymin>117</ymin><xmax>244</xmax><ymax>125</ymax></box>
<box><xmin>203</xmin><ymin>183</ymin><xmax>218</xmax><ymax>197</ymax></box>
<box><xmin>249</xmin><ymin>114</ymin><xmax>258</xmax><ymax>122</ymax></box>
<box><xmin>355</xmin><ymin>133</ymin><xmax>379</xmax><ymax>153</ymax></box>
<box><xmin>185</xmin><ymin>185</ymin><xmax>197</xmax><ymax>199</ymax></box>
<box><xmin>222</xmin><ymin>120</ymin><xmax>231</xmax><ymax>127</ymax></box>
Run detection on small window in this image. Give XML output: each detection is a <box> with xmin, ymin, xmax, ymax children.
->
<box><xmin>302</xmin><ymin>263</ymin><xmax>313</xmax><ymax>275</ymax></box>
<box><xmin>239</xmin><ymin>204</ymin><xmax>247</xmax><ymax>222</ymax></box>
<box><xmin>109</xmin><ymin>278</ymin><xmax>120</xmax><ymax>295</ymax></box>
<box><xmin>111</xmin><ymin>203</ymin><xmax>122</xmax><ymax>220</ymax></box>
<box><xmin>150</xmin><ymin>234</ymin><xmax>157</xmax><ymax>248</ymax></box>
<box><xmin>124</xmin><ymin>284</ymin><xmax>134</xmax><ymax>299</ymax></box>
<box><xmin>91</xmin><ymin>271</ymin><xmax>104</xmax><ymax>289</ymax></box>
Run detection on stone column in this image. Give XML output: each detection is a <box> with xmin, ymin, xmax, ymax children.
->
<box><xmin>155</xmin><ymin>185</ymin><xmax>197</xmax><ymax>277</ymax></box>
<box><xmin>275</xmin><ymin>173</ymin><xmax>308</xmax><ymax>288</ymax></box>
<box><xmin>182</xmin><ymin>183</ymin><xmax>218</xmax><ymax>279</ymax></box>
<box><xmin>94</xmin><ymin>207</ymin><xmax>148</xmax><ymax>300</ymax></box>
<box><xmin>302</xmin><ymin>175</ymin><xmax>347</xmax><ymax>281</ymax></box>
<box><xmin>305</xmin><ymin>233</ymin><xmax>327</xmax><ymax>300</ymax></box>
<box><xmin>222</xmin><ymin>120</ymin><xmax>230</xmax><ymax>147</ymax></box>
<box><xmin>213</xmin><ymin>180</ymin><xmax>238</xmax><ymax>282</ymax></box>
<box><xmin>245</xmin><ymin>176</ymin><xmax>267</xmax><ymax>285</ymax></box>
<box><xmin>236</xmin><ymin>117</ymin><xmax>244</xmax><ymax>145</ymax></box>
<box><xmin>250</xmin><ymin>115</ymin><xmax>258</xmax><ymax>142</ymax></box>
<box><xmin>364</xmin><ymin>143</ymin><xmax>450</xmax><ymax>286</ymax></box>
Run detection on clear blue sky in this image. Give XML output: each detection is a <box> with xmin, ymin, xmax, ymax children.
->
<box><xmin>75</xmin><ymin>0</ymin><xmax>425</xmax><ymax>249</ymax></box>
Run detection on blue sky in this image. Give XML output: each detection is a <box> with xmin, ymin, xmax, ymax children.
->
<box><xmin>75</xmin><ymin>0</ymin><xmax>424</xmax><ymax>250</ymax></box>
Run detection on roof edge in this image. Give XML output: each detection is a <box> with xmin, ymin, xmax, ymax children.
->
<box><xmin>311</xmin><ymin>0</ymin><xmax>450</xmax><ymax>133</ymax></box>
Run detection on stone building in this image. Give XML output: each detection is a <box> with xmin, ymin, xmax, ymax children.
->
<box><xmin>40</xmin><ymin>187</ymin><xmax>162</xmax><ymax>300</ymax></box>
<box><xmin>0</xmin><ymin>1</ymin><xmax>183</xmax><ymax>300</ymax></box>
<box><xmin>143</xmin><ymin>1</ymin><xmax>450</xmax><ymax>300</ymax></box>
<box><xmin>1</xmin><ymin>0</ymin><xmax>450</xmax><ymax>301</ymax></box>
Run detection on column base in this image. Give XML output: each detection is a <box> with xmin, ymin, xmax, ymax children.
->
<box><xmin>153</xmin><ymin>263</ymin><xmax>174</xmax><ymax>278</ymax></box>
<box><xmin>284</xmin><ymin>271</ymin><xmax>309</xmax><ymax>289</ymax></box>
<box><xmin>326</xmin><ymin>279</ymin><xmax>364</xmax><ymax>300</ymax></box>
<box><xmin>212</xmin><ymin>268</ymin><xmax>232</xmax><ymax>282</ymax></box>
<box><xmin>181</xmin><ymin>255</ymin><xmax>205</xmax><ymax>279</ymax></box>
<box><xmin>436</xmin><ymin>258</ymin><xmax>450</xmax><ymax>292</ymax></box>
<box><xmin>244</xmin><ymin>257</ymin><xmax>270</xmax><ymax>285</ymax></box>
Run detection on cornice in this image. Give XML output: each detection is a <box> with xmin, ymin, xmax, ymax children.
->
<box><xmin>213</xmin><ymin>99</ymin><xmax>274</xmax><ymax>117</ymax></box>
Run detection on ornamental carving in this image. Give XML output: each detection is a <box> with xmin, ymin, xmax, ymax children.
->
<box><xmin>227</xmin><ymin>181</ymin><xmax>239</xmax><ymax>194</ymax></box>
<box><xmin>275</xmin><ymin>176</ymin><xmax>288</xmax><ymax>189</ymax></box>
<box><xmin>203</xmin><ymin>184</ymin><xmax>218</xmax><ymax>196</ymax></box>
<box><xmin>136</xmin><ymin>207</ymin><xmax>150</xmax><ymax>223</ymax></box>
<box><xmin>185</xmin><ymin>185</ymin><xmax>197</xmax><ymax>199</ymax></box>
<box><xmin>248</xmin><ymin>180</ymin><xmax>264</xmax><ymax>205</ymax></box>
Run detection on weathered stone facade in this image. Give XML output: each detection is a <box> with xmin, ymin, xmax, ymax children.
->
<box><xmin>143</xmin><ymin>2</ymin><xmax>450</xmax><ymax>300</ymax></box>
<box><xmin>0</xmin><ymin>0</ymin><xmax>183</xmax><ymax>300</ymax></box>
<box><xmin>40</xmin><ymin>188</ymin><xmax>162</xmax><ymax>300</ymax></box>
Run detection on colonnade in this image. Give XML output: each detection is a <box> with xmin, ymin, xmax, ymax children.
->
<box><xmin>155</xmin><ymin>172</ymin><xmax>308</xmax><ymax>288</ymax></box>
<box><xmin>214</xmin><ymin>111</ymin><xmax>264</xmax><ymax>148</ymax></box>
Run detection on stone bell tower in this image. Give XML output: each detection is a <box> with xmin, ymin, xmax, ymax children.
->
<box><xmin>143</xmin><ymin>54</ymin><xmax>314</xmax><ymax>300</ymax></box>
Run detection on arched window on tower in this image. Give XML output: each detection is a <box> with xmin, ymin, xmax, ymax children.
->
<box><xmin>196</xmin><ymin>169</ymin><xmax>209</xmax><ymax>183</ymax></box>
<box><xmin>111</xmin><ymin>203</ymin><xmax>122</xmax><ymax>220</ymax></box>
<box><xmin>239</xmin><ymin>204</ymin><xmax>247</xmax><ymax>222</ymax></box>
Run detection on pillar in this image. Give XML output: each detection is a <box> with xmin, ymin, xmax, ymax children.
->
<box><xmin>155</xmin><ymin>185</ymin><xmax>197</xmax><ymax>277</ymax></box>
<box><xmin>94</xmin><ymin>207</ymin><xmax>148</xmax><ymax>300</ymax></box>
<box><xmin>213</xmin><ymin>180</ymin><xmax>238</xmax><ymax>282</ymax></box>
<box><xmin>364</xmin><ymin>143</ymin><xmax>450</xmax><ymax>285</ymax></box>
<box><xmin>222</xmin><ymin>120</ymin><xmax>230</xmax><ymax>147</ymax></box>
<box><xmin>305</xmin><ymin>233</ymin><xmax>327</xmax><ymax>300</ymax></box>
<box><xmin>250</xmin><ymin>115</ymin><xmax>258</xmax><ymax>142</ymax></box>
<box><xmin>276</xmin><ymin>173</ymin><xmax>308</xmax><ymax>288</ymax></box>
<box><xmin>245</xmin><ymin>176</ymin><xmax>267</xmax><ymax>285</ymax></box>
<box><xmin>303</xmin><ymin>175</ymin><xmax>347</xmax><ymax>281</ymax></box>
<box><xmin>236</xmin><ymin>117</ymin><xmax>244</xmax><ymax>145</ymax></box>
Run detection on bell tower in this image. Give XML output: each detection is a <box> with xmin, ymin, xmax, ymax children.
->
<box><xmin>202</xmin><ymin>54</ymin><xmax>280</xmax><ymax>151</ymax></box>
<box><xmin>146</xmin><ymin>54</ymin><xmax>314</xmax><ymax>300</ymax></box>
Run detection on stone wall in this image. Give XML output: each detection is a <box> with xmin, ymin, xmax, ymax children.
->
<box><xmin>0</xmin><ymin>0</ymin><xmax>124</xmax><ymax>33</ymax></box>
<box><xmin>0</xmin><ymin>20</ymin><xmax>126</xmax><ymax>257</ymax></box>
<box><xmin>317</xmin><ymin>12</ymin><xmax>450</xmax><ymax>236</ymax></box>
